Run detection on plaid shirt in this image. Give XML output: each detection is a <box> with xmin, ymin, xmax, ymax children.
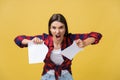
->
<box><xmin>14</xmin><ymin>32</ymin><xmax>102</xmax><ymax>80</ymax></box>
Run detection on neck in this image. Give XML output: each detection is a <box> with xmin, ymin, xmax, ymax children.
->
<box><xmin>54</xmin><ymin>40</ymin><xmax>62</xmax><ymax>45</ymax></box>
<box><xmin>53</xmin><ymin>37</ymin><xmax>63</xmax><ymax>44</ymax></box>
<box><xmin>53</xmin><ymin>38</ymin><xmax>63</xmax><ymax>50</ymax></box>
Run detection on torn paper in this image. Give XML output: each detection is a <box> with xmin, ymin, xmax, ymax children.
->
<box><xmin>61</xmin><ymin>41</ymin><xmax>83</xmax><ymax>60</ymax></box>
<box><xmin>28</xmin><ymin>42</ymin><xmax>48</xmax><ymax>64</ymax></box>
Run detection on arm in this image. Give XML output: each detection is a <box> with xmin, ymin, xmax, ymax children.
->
<box><xmin>14</xmin><ymin>35</ymin><xmax>43</xmax><ymax>48</ymax></box>
<box><xmin>75</xmin><ymin>37</ymin><xmax>96</xmax><ymax>48</ymax></box>
<box><xmin>70</xmin><ymin>32</ymin><xmax>102</xmax><ymax>47</ymax></box>
<box><xmin>22</xmin><ymin>37</ymin><xmax>43</xmax><ymax>45</ymax></box>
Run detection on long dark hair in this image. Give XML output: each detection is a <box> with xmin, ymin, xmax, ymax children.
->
<box><xmin>48</xmin><ymin>13</ymin><xmax>69</xmax><ymax>36</ymax></box>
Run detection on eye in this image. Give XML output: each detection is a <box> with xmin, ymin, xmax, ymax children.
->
<box><xmin>59</xmin><ymin>26</ymin><xmax>64</xmax><ymax>29</ymax></box>
<box><xmin>59</xmin><ymin>26</ymin><xmax>65</xmax><ymax>30</ymax></box>
<box><xmin>51</xmin><ymin>26</ymin><xmax>56</xmax><ymax>29</ymax></box>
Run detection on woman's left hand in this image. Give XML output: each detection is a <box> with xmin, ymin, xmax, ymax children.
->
<box><xmin>75</xmin><ymin>37</ymin><xmax>95</xmax><ymax>48</ymax></box>
<box><xmin>75</xmin><ymin>39</ymin><xmax>85</xmax><ymax>48</ymax></box>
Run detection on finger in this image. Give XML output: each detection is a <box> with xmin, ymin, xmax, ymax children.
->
<box><xmin>32</xmin><ymin>37</ymin><xmax>36</xmax><ymax>43</ymax></box>
<box><xmin>39</xmin><ymin>39</ymin><xmax>44</xmax><ymax>44</ymax></box>
<box><xmin>75</xmin><ymin>39</ymin><xmax>84</xmax><ymax>48</ymax></box>
<box><xmin>32</xmin><ymin>37</ymin><xmax>40</xmax><ymax>44</ymax></box>
<box><xmin>76</xmin><ymin>39</ymin><xmax>82</xmax><ymax>45</ymax></box>
<box><xmin>36</xmin><ymin>38</ymin><xmax>44</xmax><ymax>44</ymax></box>
<box><xmin>36</xmin><ymin>38</ymin><xmax>40</xmax><ymax>43</ymax></box>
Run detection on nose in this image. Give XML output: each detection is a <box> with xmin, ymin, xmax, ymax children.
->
<box><xmin>56</xmin><ymin>29</ymin><xmax>60</xmax><ymax>34</ymax></box>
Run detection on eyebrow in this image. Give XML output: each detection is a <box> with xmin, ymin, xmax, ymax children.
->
<box><xmin>59</xmin><ymin>26</ymin><xmax>64</xmax><ymax>28</ymax></box>
<box><xmin>51</xmin><ymin>25</ymin><xmax>64</xmax><ymax>27</ymax></box>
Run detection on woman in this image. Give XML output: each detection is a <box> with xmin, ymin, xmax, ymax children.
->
<box><xmin>14</xmin><ymin>13</ymin><xmax>102</xmax><ymax>80</ymax></box>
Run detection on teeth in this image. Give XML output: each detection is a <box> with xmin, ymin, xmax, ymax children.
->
<box><xmin>56</xmin><ymin>35</ymin><xmax>60</xmax><ymax>38</ymax></box>
<box><xmin>56</xmin><ymin>34</ymin><xmax>59</xmax><ymax>36</ymax></box>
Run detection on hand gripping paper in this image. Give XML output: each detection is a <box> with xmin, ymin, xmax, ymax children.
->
<box><xmin>28</xmin><ymin>42</ymin><xmax>48</xmax><ymax>64</ymax></box>
<box><xmin>61</xmin><ymin>41</ymin><xmax>83</xmax><ymax>60</ymax></box>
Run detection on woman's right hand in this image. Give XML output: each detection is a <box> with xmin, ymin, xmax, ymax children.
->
<box><xmin>22</xmin><ymin>37</ymin><xmax>43</xmax><ymax>45</ymax></box>
<box><xmin>31</xmin><ymin>37</ymin><xmax>43</xmax><ymax>44</ymax></box>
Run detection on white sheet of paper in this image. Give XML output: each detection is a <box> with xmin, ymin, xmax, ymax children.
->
<box><xmin>28</xmin><ymin>42</ymin><xmax>48</xmax><ymax>64</ymax></box>
<box><xmin>61</xmin><ymin>41</ymin><xmax>83</xmax><ymax>60</ymax></box>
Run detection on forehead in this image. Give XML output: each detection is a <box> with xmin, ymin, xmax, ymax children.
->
<box><xmin>51</xmin><ymin>21</ymin><xmax>65</xmax><ymax>27</ymax></box>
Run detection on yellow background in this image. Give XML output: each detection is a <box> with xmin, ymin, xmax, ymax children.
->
<box><xmin>0</xmin><ymin>0</ymin><xmax>120</xmax><ymax>80</ymax></box>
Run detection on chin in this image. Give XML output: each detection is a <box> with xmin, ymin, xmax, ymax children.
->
<box><xmin>56</xmin><ymin>38</ymin><xmax>61</xmax><ymax>41</ymax></box>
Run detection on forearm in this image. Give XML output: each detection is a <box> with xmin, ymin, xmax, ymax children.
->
<box><xmin>83</xmin><ymin>37</ymin><xmax>95</xmax><ymax>46</ymax></box>
<box><xmin>14</xmin><ymin>35</ymin><xmax>33</xmax><ymax>48</ymax></box>
<box><xmin>22</xmin><ymin>39</ymin><xmax>31</xmax><ymax>45</ymax></box>
<box><xmin>88</xmin><ymin>32</ymin><xmax>102</xmax><ymax>44</ymax></box>
<box><xmin>14</xmin><ymin>34</ymin><xmax>45</xmax><ymax>48</ymax></box>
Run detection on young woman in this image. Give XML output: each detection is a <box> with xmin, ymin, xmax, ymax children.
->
<box><xmin>14</xmin><ymin>13</ymin><xmax>102</xmax><ymax>80</ymax></box>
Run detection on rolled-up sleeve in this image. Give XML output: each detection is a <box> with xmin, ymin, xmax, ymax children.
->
<box><xmin>70</xmin><ymin>32</ymin><xmax>102</xmax><ymax>44</ymax></box>
<box><xmin>88</xmin><ymin>32</ymin><xmax>102</xmax><ymax>44</ymax></box>
<box><xmin>14</xmin><ymin>34</ymin><xmax>45</xmax><ymax>48</ymax></box>
<box><xmin>14</xmin><ymin>35</ymin><xmax>33</xmax><ymax>48</ymax></box>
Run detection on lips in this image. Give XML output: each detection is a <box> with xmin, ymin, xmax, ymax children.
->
<box><xmin>55</xmin><ymin>35</ymin><xmax>61</xmax><ymax>38</ymax></box>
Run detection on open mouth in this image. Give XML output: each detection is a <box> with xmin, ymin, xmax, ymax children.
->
<box><xmin>55</xmin><ymin>35</ymin><xmax>61</xmax><ymax>38</ymax></box>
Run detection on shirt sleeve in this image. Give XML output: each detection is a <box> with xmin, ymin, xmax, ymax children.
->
<box><xmin>69</xmin><ymin>32</ymin><xmax>102</xmax><ymax>44</ymax></box>
<box><xmin>14</xmin><ymin>33</ymin><xmax>48</xmax><ymax>48</ymax></box>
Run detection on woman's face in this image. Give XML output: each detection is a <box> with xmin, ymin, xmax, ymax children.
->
<box><xmin>50</xmin><ymin>21</ymin><xmax>66</xmax><ymax>42</ymax></box>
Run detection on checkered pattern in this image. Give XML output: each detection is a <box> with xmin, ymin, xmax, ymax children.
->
<box><xmin>14</xmin><ymin>32</ymin><xmax>102</xmax><ymax>80</ymax></box>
